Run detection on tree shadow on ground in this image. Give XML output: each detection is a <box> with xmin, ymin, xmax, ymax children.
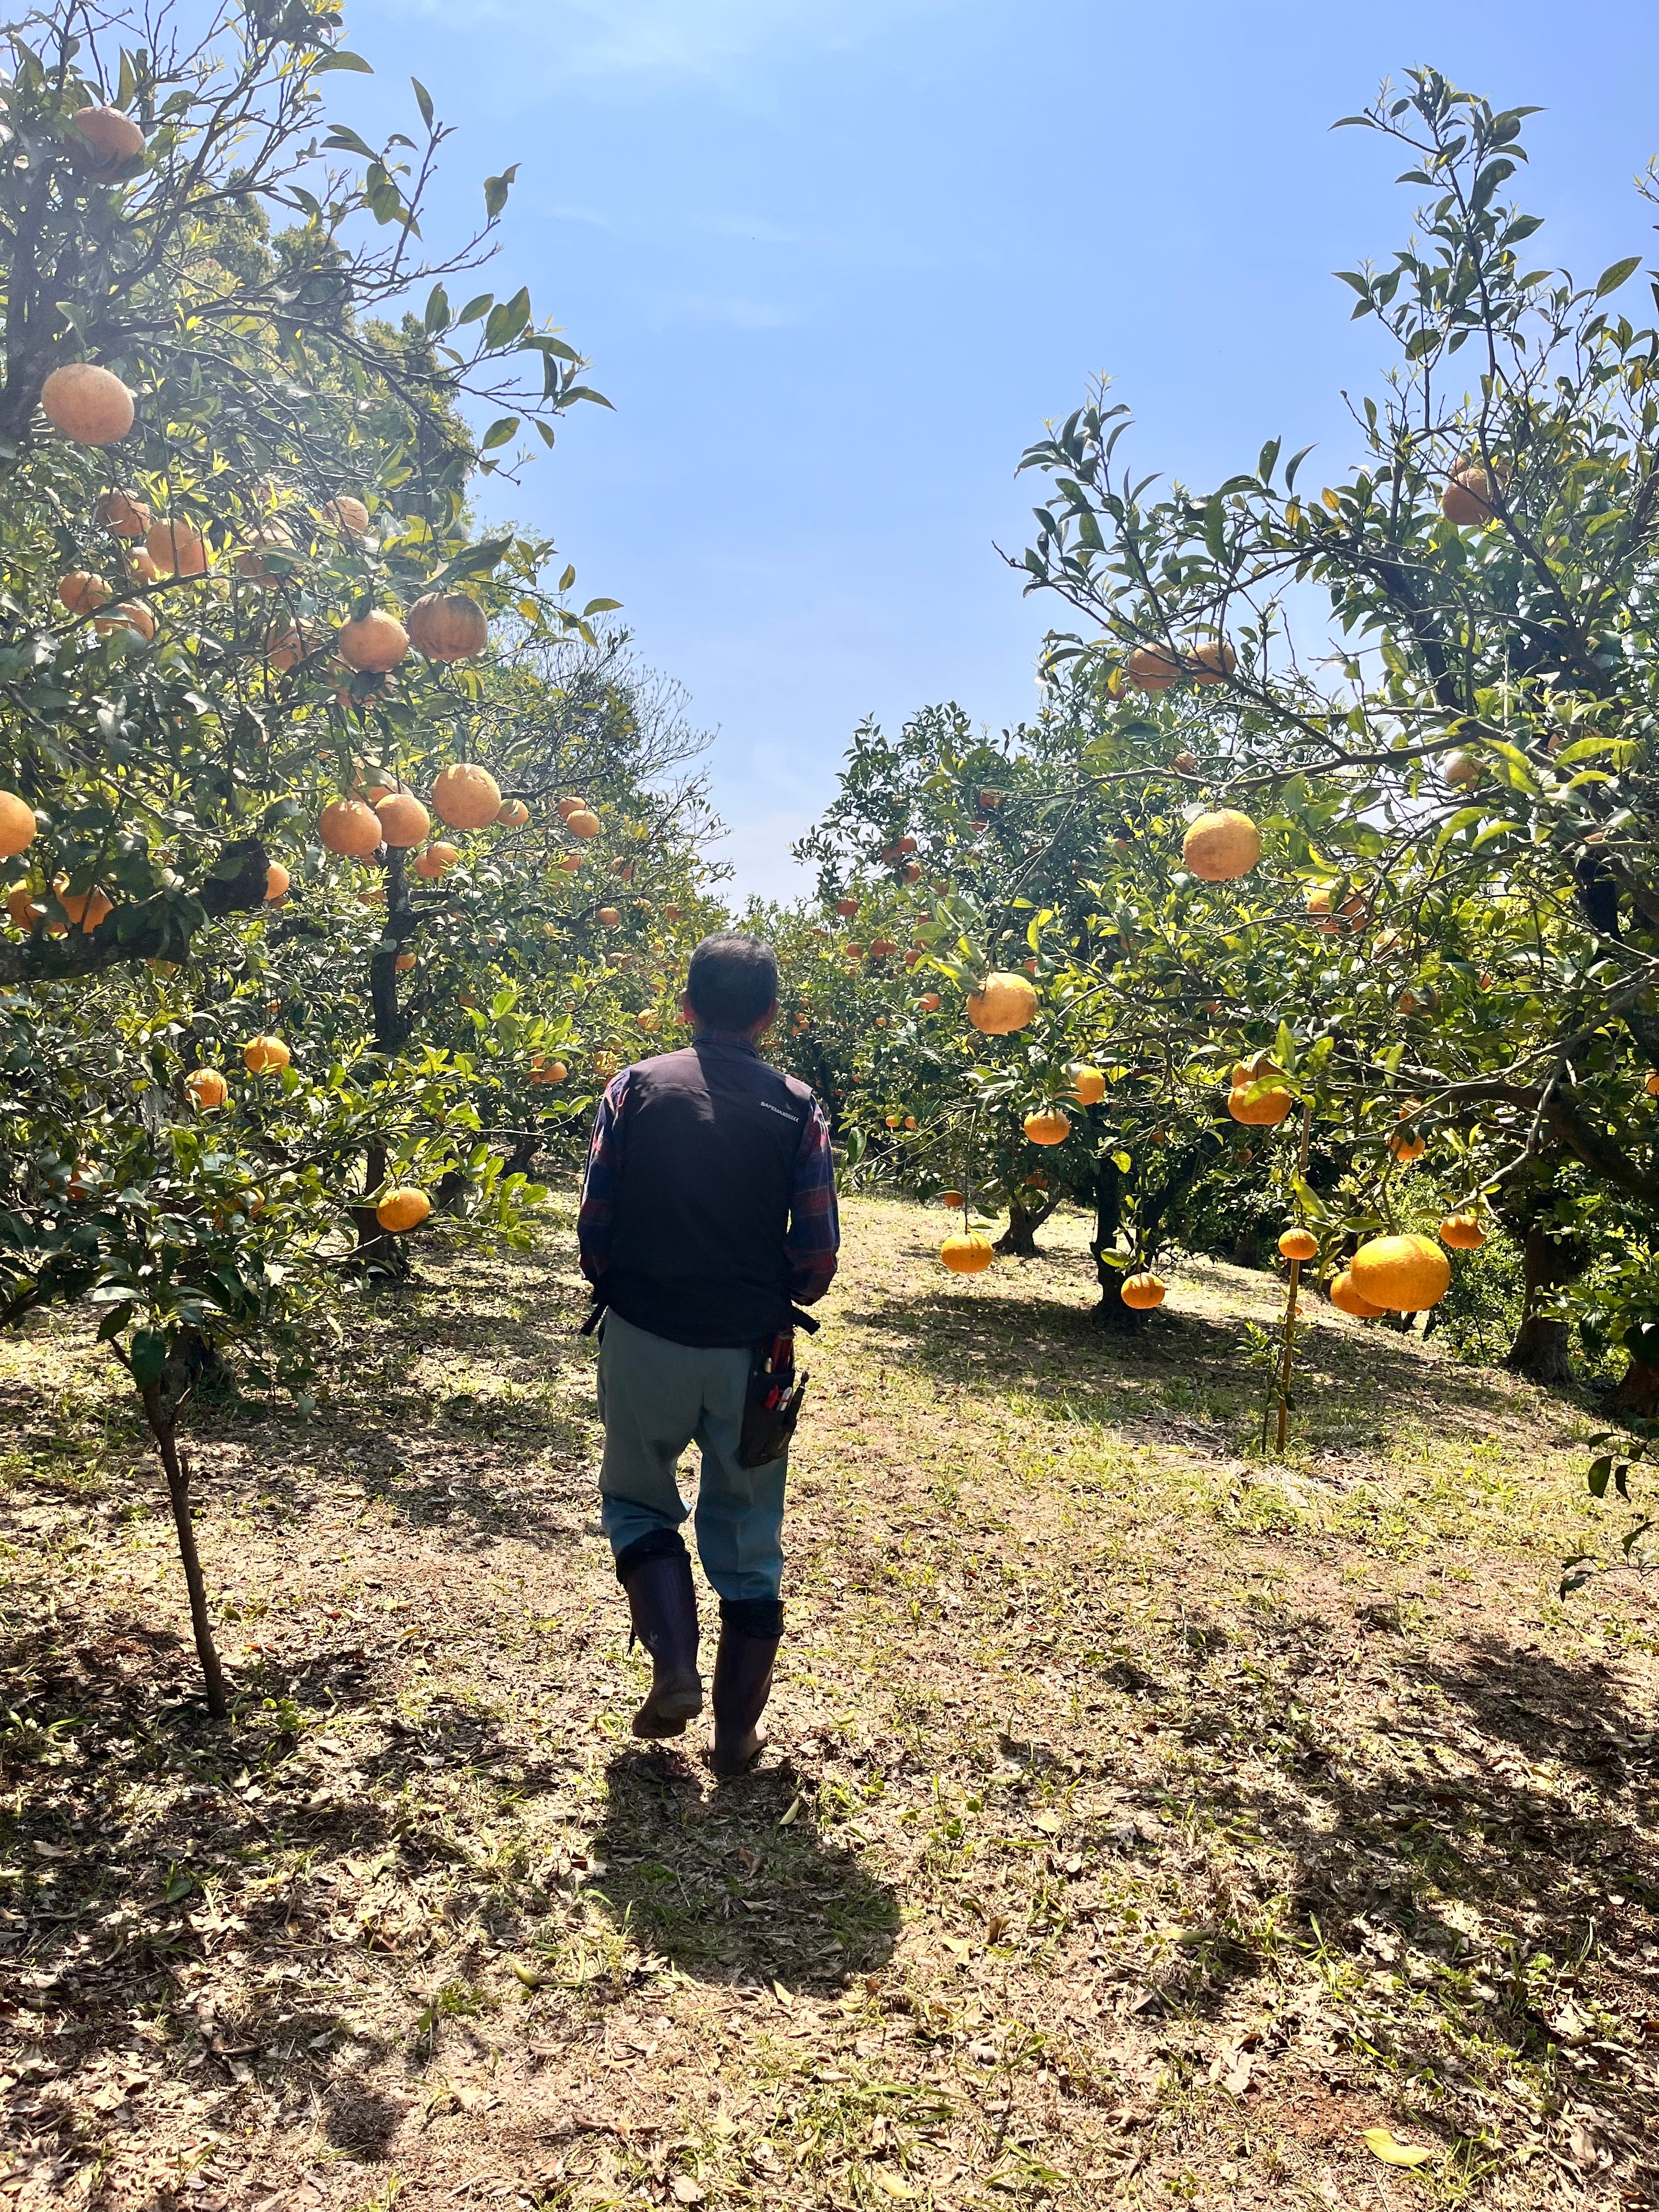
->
<box><xmin>839</xmin><ymin>1279</ymin><xmax>1541</xmax><ymax>1453</ymax></box>
<box><xmin>1427</xmin><ymin>1632</ymin><xmax>1659</xmax><ymax>1795</ymax></box>
<box><xmin>583</xmin><ymin>1745</ymin><xmax>900</xmax><ymax>1991</ymax></box>
<box><xmin>0</xmin><ymin>1593</ymin><xmax>556</xmax><ymax>2170</ymax></box>
<box><xmin>171</xmin><ymin>1237</ymin><xmax>605</xmax><ymax>1554</ymax></box>
<box><xmin>1062</xmin><ymin>1621</ymin><xmax>1657</xmax><ymax>2162</ymax></box>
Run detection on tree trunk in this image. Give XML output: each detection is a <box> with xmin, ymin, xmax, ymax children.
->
<box><xmin>1612</xmin><ymin>1358</ymin><xmax>1659</xmax><ymax>1417</ymax></box>
<box><xmin>995</xmin><ymin>1194</ymin><xmax>1056</xmax><ymax>1257</ymax></box>
<box><xmin>505</xmin><ymin>1132</ymin><xmax>541</xmax><ymax>1178</ymax></box>
<box><xmin>1095</xmin><ymin>1269</ymin><xmax>1151</xmax><ymax>1335</ymax></box>
<box><xmin>369</xmin><ymin>843</ymin><xmax>416</xmax><ymax>1055</ymax></box>
<box><xmin>350</xmin><ymin>1136</ymin><xmax>410</xmax><ymax>1279</ymax></box>
<box><xmin>1504</xmin><ymin>1219</ymin><xmax>1586</xmax><ymax>1385</ymax></box>
<box><xmin>139</xmin><ymin>1383</ymin><xmax>228</xmax><ymax>1721</ymax></box>
<box><xmin>1090</xmin><ymin>1154</ymin><xmax>1149</xmax><ymax>1332</ymax></box>
<box><xmin>1506</xmin><ymin>1315</ymin><xmax>1574</xmax><ymax>1384</ymax></box>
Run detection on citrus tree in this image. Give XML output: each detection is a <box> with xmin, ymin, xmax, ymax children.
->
<box><xmin>983</xmin><ymin>66</ymin><xmax>1659</xmax><ymax>1408</ymax></box>
<box><xmin>0</xmin><ymin>0</ymin><xmax>706</xmax><ymax>1713</ymax></box>
<box><xmin>789</xmin><ymin>699</ymin><xmax>1276</xmax><ymax>1308</ymax></box>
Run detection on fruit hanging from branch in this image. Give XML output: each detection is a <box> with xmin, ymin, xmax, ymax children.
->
<box><xmin>96</xmin><ymin>489</ymin><xmax>149</xmax><ymax>538</ymax></box>
<box><xmin>1440</xmin><ymin>1212</ymin><xmax>1487</xmax><ymax>1249</ymax></box>
<box><xmin>1182</xmin><ymin>808</ymin><xmax>1261</xmax><ymax>883</ymax></box>
<box><xmin>338</xmin><ymin>610</ymin><xmax>410</xmax><ymax>673</ymax></box>
<box><xmin>376</xmin><ymin>792</ymin><xmax>431</xmax><ymax>848</ymax></box>
<box><xmin>1023</xmin><ymin>1107</ymin><xmax>1071</xmax><ymax>1146</ymax></box>
<box><xmin>1329</xmin><ymin>1270</ymin><xmax>1385</xmax><ymax>1319</ymax></box>
<box><xmin>430</xmin><ymin>762</ymin><xmax>504</xmax><ymax>831</ymax></box>
<box><xmin>408</xmin><ymin>591</ymin><xmax>489</xmax><ymax>662</ymax></box>
<box><xmin>940</xmin><ymin>1231</ymin><xmax>994</xmax><ymax>1274</ymax></box>
<box><xmin>1441</xmin><ymin>461</ymin><xmax>1503</xmax><ymax>526</ymax></box>
<box><xmin>1227</xmin><ymin>1054</ymin><xmax>1293</xmax><ymax>1126</ymax></box>
<box><xmin>966</xmin><ymin>970</ymin><xmax>1039</xmax><ymax>1035</ymax></box>
<box><xmin>41</xmin><ymin>362</ymin><xmax>134</xmax><ymax>444</ymax></box>
<box><xmin>1350</xmin><ymin>1234</ymin><xmax>1451</xmax><ymax>1313</ymax></box>
<box><xmin>145</xmin><ymin>517</ymin><xmax>209</xmax><ymax>578</ymax></box>
<box><xmin>1124</xmin><ymin>644</ymin><xmax>1180</xmax><ymax>691</ymax></box>
<box><xmin>376</xmin><ymin>1188</ymin><xmax>433</xmax><ymax>1233</ymax></box>
<box><xmin>70</xmin><ymin>102</ymin><xmax>145</xmax><ymax>168</ymax></box>
<box><xmin>0</xmin><ymin>792</ymin><xmax>37</xmax><ymax>859</ymax></box>
<box><xmin>318</xmin><ymin>799</ymin><xmax>384</xmax><ymax>857</ymax></box>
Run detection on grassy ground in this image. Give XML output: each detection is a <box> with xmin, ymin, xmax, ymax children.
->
<box><xmin>2</xmin><ymin>1194</ymin><xmax>1658</xmax><ymax>2212</ymax></box>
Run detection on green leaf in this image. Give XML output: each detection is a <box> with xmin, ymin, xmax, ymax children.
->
<box><xmin>316</xmin><ymin>50</ymin><xmax>374</xmax><ymax>74</ymax></box>
<box><xmin>130</xmin><ymin>1327</ymin><xmax>167</xmax><ymax>1387</ymax></box>
<box><xmin>411</xmin><ymin>76</ymin><xmax>435</xmax><ymax>129</ymax></box>
<box><xmin>321</xmin><ymin>123</ymin><xmax>376</xmax><ymax>159</ymax></box>
<box><xmin>480</xmin><ymin>416</ymin><xmax>520</xmax><ymax>452</ymax></box>
<box><xmin>1290</xmin><ymin>1176</ymin><xmax>1330</xmax><ymax>1222</ymax></box>
<box><xmin>484</xmin><ymin>164</ymin><xmax>519</xmax><ymax>220</ymax></box>
<box><xmin>484</xmin><ymin>287</ymin><xmax>532</xmax><ymax>352</ymax></box>
<box><xmin>1596</xmin><ymin>256</ymin><xmax>1642</xmax><ymax>298</ymax></box>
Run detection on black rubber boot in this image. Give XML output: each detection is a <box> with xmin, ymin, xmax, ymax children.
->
<box><xmin>616</xmin><ymin>1533</ymin><xmax>702</xmax><ymax>1739</ymax></box>
<box><xmin>709</xmin><ymin>1598</ymin><xmax>783</xmax><ymax>1776</ymax></box>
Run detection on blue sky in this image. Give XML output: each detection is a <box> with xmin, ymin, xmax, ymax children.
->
<box><xmin>341</xmin><ymin>1</ymin><xmax>1659</xmax><ymax>898</ymax></box>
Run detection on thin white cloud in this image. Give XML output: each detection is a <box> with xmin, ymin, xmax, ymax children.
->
<box><xmin>654</xmin><ymin>290</ymin><xmax>798</xmax><ymax>329</ymax></box>
<box><xmin>696</xmin><ymin>212</ymin><xmax>804</xmax><ymax>247</ymax></box>
<box><xmin>541</xmin><ymin>201</ymin><xmax>616</xmax><ymax>231</ymax></box>
<box><xmin>389</xmin><ymin>0</ymin><xmax>966</xmax><ymax>92</ymax></box>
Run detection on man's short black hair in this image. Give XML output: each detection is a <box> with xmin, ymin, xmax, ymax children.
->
<box><xmin>685</xmin><ymin>933</ymin><xmax>778</xmax><ymax>1031</ymax></box>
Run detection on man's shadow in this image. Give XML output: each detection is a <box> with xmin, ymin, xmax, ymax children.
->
<box><xmin>584</xmin><ymin>1746</ymin><xmax>899</xmax><ymax>1993</ymax></box>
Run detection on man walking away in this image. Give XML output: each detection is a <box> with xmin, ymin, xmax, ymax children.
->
<box><xmin>577</xmin><ymin>932</ymin><xmax>839</xmax><ymax>1773</ymax></box>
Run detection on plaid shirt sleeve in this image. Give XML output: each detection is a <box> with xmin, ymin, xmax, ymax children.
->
<box><xmin>577</xmin><ymin>1069</ymin><xmax>632</xmax><ymax>1287</ymax></box>
<box><xmin>785</xmin><ymin>1094</ymin><xmax>840</xmax><ymax>1305</ymax></box>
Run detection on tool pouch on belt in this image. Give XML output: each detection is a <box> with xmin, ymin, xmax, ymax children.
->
<box><xmin>737</xmin><ymin>1312</ymin><xmax>816</xmax><ymax>1469</ymax></box>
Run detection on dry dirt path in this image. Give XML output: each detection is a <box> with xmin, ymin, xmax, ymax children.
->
<box><xmin>2</xmin><ymin>1194</ymin><xmax>1657</xmax><ymax>2211</ymax></box>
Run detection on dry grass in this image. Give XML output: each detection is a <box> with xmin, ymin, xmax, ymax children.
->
<box><xmin>2</xmin><ymin>1193</ymin><xmax>1657</xmax><ymax>2211</ymax></box>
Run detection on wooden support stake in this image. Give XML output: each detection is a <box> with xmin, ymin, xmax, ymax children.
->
<box><xmin>1273</xmin><ymin>1102</ymin><xmax>1315</xmax><ymax>1459</ymax></box>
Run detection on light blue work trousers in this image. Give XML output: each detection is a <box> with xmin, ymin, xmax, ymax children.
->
<box><xmin>596</xmin><ymin>1310</ymin><xmax>788</xmax><ymax>1601</ymax></box>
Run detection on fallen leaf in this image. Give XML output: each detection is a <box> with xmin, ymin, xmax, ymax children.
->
<box><xmin>778</xmin><ymin>1796</ymin><xmax>803</xmax><ymax>1827</ymax></box>
<box><xmin>31</xmin><ymin>1841</ymin><xmax>71</xmax><ymax>1859</ymax></box>
<box><xmin>1363</xmin><ymin>2125</ymin><xmax>1434</xmax><ymax>2168</ymax></box>
<box><xmin>872</xmin><ymin>2174</ymin><xmax>917</xmax><ymax>2200</ymax></box>
<box><xmin>671</xmin><ymin>2180</ymin><xmax>705</xmax><ymax>2205</ymax></box>
<box><xmin>772</xmin><ymin>1982</ymin><xmax>794</xmax><ymax>2011</ymax></box>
